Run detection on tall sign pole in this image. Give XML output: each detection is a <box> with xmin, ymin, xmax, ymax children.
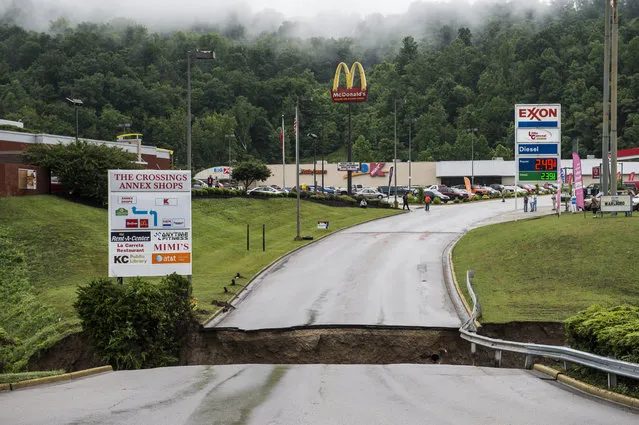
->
<box><xmin>281</xmin><ymin>114</ymin><xmax>286</xmax><ymax>190</ymax></box>
<box><xmin>330</xmin><ymin>61</ymin><xmax>368</xmax><ymax>196</ymax></box>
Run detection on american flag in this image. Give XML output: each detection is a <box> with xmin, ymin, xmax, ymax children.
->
<box><xmin>293</xmin><ymin>118</ymin><xmax>297</xmax><ymax>135</ymax></box>
<box><xmin>279</xmin><ymin>128</ymin><xmax>284</xmax><ymax>147</ymax></box>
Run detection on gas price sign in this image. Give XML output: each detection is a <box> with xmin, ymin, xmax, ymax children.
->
<box><xmin>518</xmin><ymin>157</ymin><xmax>558</xmax><ymax>181</ymax></box>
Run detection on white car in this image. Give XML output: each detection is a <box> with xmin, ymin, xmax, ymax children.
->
<box><xmin>503</xmin><ymin>185</ymin><xmax>528</xmax><ymax>195</ymax></box>
<box><xmin>247</xmin><ymin>186</ymin><xmax>284</xmax><ymax>195</ymax></box>
<box><xmin>354</xmin><ymin>188</ymin><xmax>385</xmax><ymax>200</ymax></box>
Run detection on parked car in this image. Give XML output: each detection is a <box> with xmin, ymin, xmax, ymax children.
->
<box><xmin>428</xmin><ymin>185</ymin><xmax>463</xmax><ymax>200</ymax></box>
<box><xmin>503</xmin><ymin>185</ymin><xmax>528</xmax><ymax>195</ymax></box>
<box><xmin>192</xmin><ymin>179</ymin><xmax>209</xmax><ymax>189</ymax></box>
<box><xmin>471</xmin><ymin>185</ymin><xmax>489</xmax><ymax>195</ymax></box>
<box><xmin>482</xmin><ymin>186</ymin><xmax>500</xmax><ymax>195</ymax></box>
<box><xmin>354</xmin><ymin>188</ymin><xmax>385</xmax><ymax>200</ymax></box>
<box><xmin>450</xmin><ymin>187</ymin><xmax>470</xmax><ymax>199</ymax></box>
<box><xmin>490</xmin><ymin>184</ymin><xmax>504</xmax><ymax>193</ymax></box>
<box><xmin>247</xmin><ymin>186</ymin><xmax>284</xmax><ymax>195</ymax></box>
<box><xmin>424</xmin><ymin>190</ymin><xmax>450</xmax><ymax>203</ymax></box>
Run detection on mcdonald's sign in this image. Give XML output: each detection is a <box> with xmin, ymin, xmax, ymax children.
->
<box><xmin>331</xmin><ymin>62</ymin><xmax>368</xmax><ymax>103</ymax></box>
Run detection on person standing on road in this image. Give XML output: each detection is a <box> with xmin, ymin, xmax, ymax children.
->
<box><xmin>424</xmin><ymin>195</ymin><xmax>431</xmax><ymax>212</ymax></box>
<box><xmin>523</xmin><ymin>193</ymin><xmax>529</xmax><ymax>212</ymax></box>
<box><xmin>532</xmin><ymin>193</ymin><xmax>538</xmax><ymax>212</ymax></box>
<box><xmin>402</xmin><ymin>192</ymin><xmax>410</xmax><ymax>211</ymax></box>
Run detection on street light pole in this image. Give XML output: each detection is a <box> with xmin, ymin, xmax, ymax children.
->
<box><xmin>393</xmin><ymin>99</ymin><xmax>403</xmax><ymax>205</ymax></box>
<box><xmin>186</xmin><ymin>50</ymin><xmax>215</xmax><ymax>171</ymax></box>
<box><xmin>467</xmin><ymin>127</ymin><xmax>478</xmax><ymax>186</ymax></box>
<box><xmin>225</xmin><ymin>134</ymin><xmax>235</xmax><ymax>169</ymax></box>
<box><xmin>65</xmin><ymin>97</ymin><xmax>83</xmax><ymax>142</ymax></box>
<box><xmin>408</xmin><ymin>118</ymin><xmax>412</xmax><ymax>193</ymax></box>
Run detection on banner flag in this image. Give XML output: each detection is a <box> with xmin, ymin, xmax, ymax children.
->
<box><xmin>572</xmin><ymin>152</ymin><xmax>584</xmax><ymax>209</ymax></box>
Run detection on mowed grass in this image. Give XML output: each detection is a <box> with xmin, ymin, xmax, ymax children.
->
<box><xmin>453</xmin><ymin>213</ymin><xmax>639</xmax><ymax>323</ymax></box>
<box><xmin>0</xmin><ymin>195</ymin><xmax>399</xmax><ymax>321</ymax></box>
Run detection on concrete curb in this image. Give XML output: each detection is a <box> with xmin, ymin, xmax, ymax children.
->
<box><xmin>533</xmin><ymin>364</ymin><xmax>639</xmax><ymax>409</ymax></box>
<box><xmin>203</xmin><ymin>207</ymin><xmax>406</xmax><ymax>326</ymax></box>
<box><xmin>2</xmin><ymin>366</ymin><xmax>113</xmax><ymax>391</ymax></box>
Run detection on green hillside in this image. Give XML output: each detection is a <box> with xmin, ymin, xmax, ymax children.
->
<box><xmin>0</xmin><ymin>195</ymin><xmax>398</xmax><ymax>370</ymax></box>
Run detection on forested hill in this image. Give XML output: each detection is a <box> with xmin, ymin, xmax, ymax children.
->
<box><xmin>2</xmin><ymin>1</ymin><xmax>639</xmax><ymax>171</ymax></box>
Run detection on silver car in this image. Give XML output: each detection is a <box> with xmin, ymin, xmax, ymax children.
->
<box><xmin>354</xmin><ymin>188</ymin><xmax>385</xmax><ymax>200</ymax></box>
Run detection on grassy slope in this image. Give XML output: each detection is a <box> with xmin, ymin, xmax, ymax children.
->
<box><xmin>453</xmin><ymin>213</ymin><xmax>639</xmax><ymax>322</ymax></box>
<box><xmin>0</xmin><ymin>195</ymin><xmax>399</xmax><ymax>322</ymax></box>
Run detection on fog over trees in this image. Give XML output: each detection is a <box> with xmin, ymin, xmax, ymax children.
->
<box><xmin>1</xmin><ymin>0</ymin><xmax>639</xmax><ymax>170</ymax></box>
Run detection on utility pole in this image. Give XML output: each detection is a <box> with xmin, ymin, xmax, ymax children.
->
<box><xmin>610</xmin><ymin>0</ymin><xmax>619</xmax><ymax>193</ymax></box>
<box><xmin>602</xmin><ymin>0</ymin><xmax>611</xmax><ymax>195</ymax></box>
<box><xmin>295</xmin><ymin>104</ymin><xmax>301</xmax><ymax>240</ymax></box>
<box><xmin>186</xmin><ymin>50</ymin><xmax>215</xmax><ymax>171</ymax></box>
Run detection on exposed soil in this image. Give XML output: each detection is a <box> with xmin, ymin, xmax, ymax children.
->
<box><xmin>29</xmin><ymin>322</ymin><xmax>566</xmax><ymax>372</ymax></box>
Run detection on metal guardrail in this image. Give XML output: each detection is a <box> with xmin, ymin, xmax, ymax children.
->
<box><xmin>459</xmin><ymin>270</ymin><xmax>639</xmax><ymax>388</ymax></box>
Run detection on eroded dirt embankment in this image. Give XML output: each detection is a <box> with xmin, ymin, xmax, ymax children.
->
<box><xmin>30</xmin><ymin>322</ymin><xmax>566</xmax><ymax>372</ymax></box>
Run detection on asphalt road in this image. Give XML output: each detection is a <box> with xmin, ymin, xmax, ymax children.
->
<box><xmin>209</xmin><ymin>197</ymin><xmax>551</xmax><ymax>330</ymax></box>
<box><xmin>2</xmin><ymin>365</ymin><xmax>636</xmax><ymax>425</ymax></box>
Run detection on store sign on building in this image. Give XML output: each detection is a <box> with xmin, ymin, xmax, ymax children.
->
<box><xmin>108</xmin><ymin>170</ymin><xmax>192</xmax><ymax>277</ymax></box>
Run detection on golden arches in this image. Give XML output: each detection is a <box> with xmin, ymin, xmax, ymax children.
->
<box><xmin>332</xmin><ymin>62</ymin><xmax>367</xmax><ymax>91</ymax></box>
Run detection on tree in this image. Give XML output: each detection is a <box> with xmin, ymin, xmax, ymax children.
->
<box><xmin>231</xmin><ymin>160</ymin><xmax>272</xmax><ymax>191</ymax></box>
<box><xmin>22</xmin><ymin>141</ymin><xmax>143</xmax><ymax>205</ymax></box>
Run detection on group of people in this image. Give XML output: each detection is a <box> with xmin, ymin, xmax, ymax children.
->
<box><xmin>401</xmin><ymin>193</ymin><xmax>431</xmax><ymax>212</ymax></box>
<box><xmin>522</xmin><ymin>193</ymin><xmax>538</xmax><ymax>212</ymax></box>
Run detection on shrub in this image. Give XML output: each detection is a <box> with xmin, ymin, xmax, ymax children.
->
<box><xmin>565</xmin><ymin>305</ymin><xmax>639</xmax><ymax>364</ymax></box>
<box><xmin>74</xmin><ymin>274</ymin><xmax>195</xmax><ymax>370</ymax></box>
<box><xmin>482</xmin><ymin>195</ymin><xmax>490</xmax><ymax>200</ymax></box>
<box><xmin>339</xmin><ymin>195</ymin><xmax>357</xmax><ymax>204</ymax></box>
<box><xmin>432</xmin><ymin>197</ymin><xmax>442</xmax><ymax>204</ymax></box>
<box><xmin>462</xmin><ymin>197</ymin><xmax>470</xmax><ymax>202</ymax></box>
<box><xmin>472</xmin><ymin>195</ymin><xmax>481</xmax><ymax>201</ymax></box>
<box><xmin>454</xmin><ymin>198</ymin><xmax>461</xmax><ymax>204</ymax></box>
<box><xmin>416</xmin><ymin>187</ymin><xmax>425</xmax><ymax>203</ymax></box>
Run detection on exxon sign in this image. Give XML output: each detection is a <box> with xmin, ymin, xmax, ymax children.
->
<box><xmin>516</xmin><ymin>104</ymin><xmax>561</xmax><ymax>129</ymax></box>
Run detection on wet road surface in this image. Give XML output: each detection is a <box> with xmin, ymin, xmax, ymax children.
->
<box><xmin>2</xmin><ymin>364</ymin><xmax>636</xmax><ymax>425</ymax></box>
<box><xmin>209</xmin><ymin>197</ymin><xmax>550</xmax><ymax>330</ymax></box>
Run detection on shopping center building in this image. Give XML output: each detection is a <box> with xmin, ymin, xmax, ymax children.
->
<box><xmin>258</xmin><ymin>158</ymin><xmax>639</xmax><ymax>190</ymax></box>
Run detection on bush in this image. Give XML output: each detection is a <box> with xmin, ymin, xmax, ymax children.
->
<box><xmin>565</xmin><ymin>305</ymin><xmax>639</xmax><ymax>364</ymax></box>
<box><xmin>432</xmin><ymin>197</ymin><xmax>442</xmax><ymax>204</ymax></box>
<box><xmin>454</xmin><ymin>198</ymin><xmax>461</xmax><ymax>204</ymax></box>
<box><xmin>472</xmin><ymin>195</ymin><xmax>481</xmax><ymax>201</ymax></box>
<box><xmin>22</xmin><ymin>141</ymin><xmax>143</xmax><ymax>206</ymax></box>
<box><xmin>339</xmin><ymin>195</ymin><xmax>357</xmax><ymax>204</ymax></box>
<box><xmin>416</xmin><ymin>187</ymin><xmax>425</xmax><ymax>203</ymax></box>
<box><xmin>482</xmin><ymin>195</ymin><xmax>490</xmax><ymax>200</ymax></box>
<box><xmin>74</xmin><ymin>273</ymin><xmax>195</xmax><ymax>370</ymax></box>
<box><xmin>462</xmin><ymin>197</ymin><xmax>470</xmax><ymax>202</ymax></box>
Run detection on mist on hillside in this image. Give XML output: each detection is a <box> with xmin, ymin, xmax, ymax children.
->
<box><xmin>1</xmin><ymin>0</ymin><xmax>557</xmax><ymax>41</ymax></box>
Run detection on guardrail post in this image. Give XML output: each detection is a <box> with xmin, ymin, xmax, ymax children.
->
<box><xmin>524</xmin><ymin>354</ymin><xmax>533</xmax><ymax>369</ymax></box>
<box><xmin>494</xmin><ymin>350</ymin><xmax>502</xmax><ymax>368</ymax></box>
<box><xmin>471</xmin><ymin>342</ymin><xmax>476</xmax><ymax>355</ymax></box>
<box><xmin>607</xmin><ymin>373</ymin><xmax>617</xmax><ymax>389</ymax></box>
<box><xmin>563</xmin><ymin>360</ymin><xmax>570</xmax><ymax>371</ymax></box>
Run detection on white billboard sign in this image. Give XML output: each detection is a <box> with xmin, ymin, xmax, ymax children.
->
<box><xmin>108</xmin><ymin>170</ymin><xmax>192</xmax><ymax>277</ymax></box>
<box><xmin>337</xmin><ymin>162</ymin><xmax>360</xmax><ymax>171</ymax></box>
<box><xmin>600</xmin><ymin>195</ymin><xmax>632</xmax><ymax>213</ymax></box>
